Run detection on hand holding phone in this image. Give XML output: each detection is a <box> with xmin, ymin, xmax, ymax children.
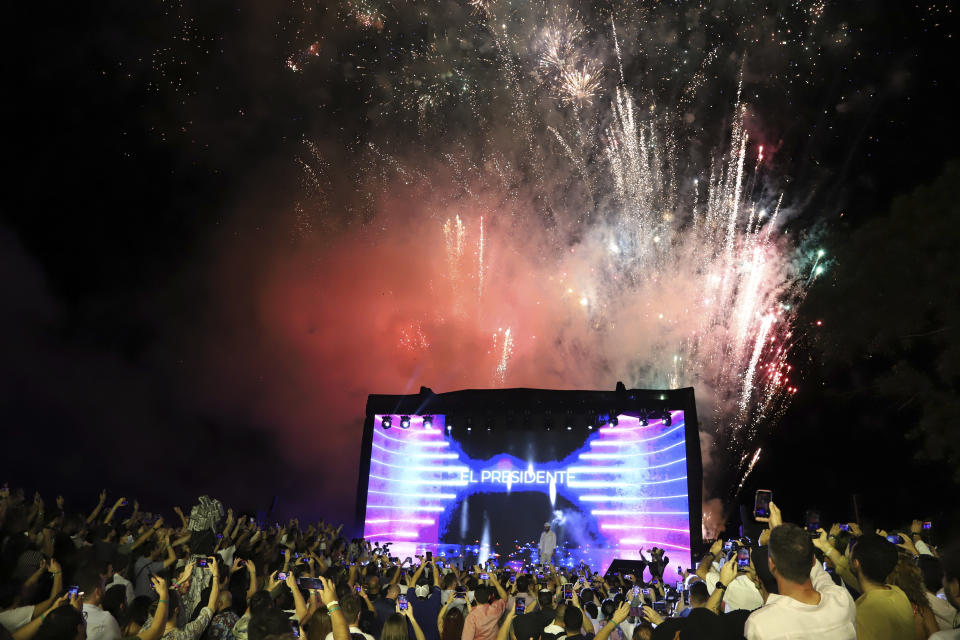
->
<box><xmin>398</xmin><ymin>595</ymin><xmax>408</xmax><ymax>611</ymax></box>
<box><xmin>754</xmin><ymin>490</ymin><xmax>772</xmax><ymax>519</ymax></box>
<box><xmin>515</xmin><ymin>599</ymin><xmax>526</xmax><ymax>615</ymax></box>
<box><xmin>886</xmin><ymin>534</ymin><xmax>904</xmax><ymax>545</ymax></box>
<box><xmin>736</xmin><ymin>548</ymin><xmax>750</xmax><ymax>572</ymax></box>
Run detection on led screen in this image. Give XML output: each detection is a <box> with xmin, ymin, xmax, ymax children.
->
<box><xmin>362</xmin><ymin>412</ymin><xmax>691</xmax><ymax>579</ymax></box>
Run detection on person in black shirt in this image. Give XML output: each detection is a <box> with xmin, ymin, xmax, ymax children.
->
<box><xmin>512</xmin><ymin>590</ymin><xmax>555</xmax><ymax>640</ymax></box>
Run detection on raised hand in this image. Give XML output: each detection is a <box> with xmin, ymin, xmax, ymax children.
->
<box><xmin>719</xmin><ymin>555</ymin><xmax>738</xmax><ymax>585</ymax></box>
<box><xmin>611</xmin><ymin>601</ymin><xmax>630</xmax><ymax>625</ymax></box>
<box><xmin>317</xmin><ymin>576</ymin><xmax>337</xmax><ymax>606</ymax></box>
<box><xmin>151</xmin><ymin>576</ymin><xmax>169</xmax><ymax>600</ymax></box>
<box><xmin>768</xmin><ymin>502</ymin><xmax>783</xmax><ymax>528</ymax></box>
<box><xmin>812</xmin><ymin>528</ymin><xmax>832</xmax><ymax>553</ymax></box>
<box><xmin>709</xmin><ymin>539</ymin><xmax>723</xmax><ymax>556</ymax></box>
<box><xmin>641</xmin><ymin>605</ymin><xmax>664</xmax><ymax>626</ymax></box>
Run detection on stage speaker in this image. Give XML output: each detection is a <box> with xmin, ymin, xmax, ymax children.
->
<box><xmin>603</xmin><ymin>558</ymin><xmax>648</xmax><ymax>579</ymax></box>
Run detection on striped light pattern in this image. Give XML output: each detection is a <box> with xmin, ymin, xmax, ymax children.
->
<box><xmin>571</xmin><ymin>412</ymin><xmax>690</xmax><ymax>565</ymax></box>
<box><xmin>363</xmin><ymin>415</ymin><xmax>458</xmax><ymax>544</ymax></box>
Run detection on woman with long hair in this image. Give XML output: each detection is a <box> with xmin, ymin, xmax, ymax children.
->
<box><xmin>382</xmin><ymin>601</ymin><xmax>425</xmax><ymax>640</ymax></box>
<box><xmin>436</xmin><ymin>603</ymin><xmax>465</xmax><ymax>640</ymax></box>
<box><xmin>888</xmin><ymin>554</ymin><xmax>939</xmax><ymax>639</ymax></box>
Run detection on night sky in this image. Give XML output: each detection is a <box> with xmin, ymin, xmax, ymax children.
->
<box><xmin>3</xmin><ymin>0</ymin><xmax>957</xmax><ymax>535</ymax></box>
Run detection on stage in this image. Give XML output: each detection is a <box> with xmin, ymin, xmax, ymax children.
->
<box><xmin>355</xmin><ymin>385</ymin><xmax>703</xmax><ymax>582</ymax></box>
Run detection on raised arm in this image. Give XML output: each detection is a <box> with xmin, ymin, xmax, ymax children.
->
<box><xmin>137</xmin><ymin>577</ymin><xmax>170</xmax><ymax>640</ymax></box>
<box><xmin>285</xmin><ymin>573</ymin><xmax>309</xmax><ymax>622</ymax></box>
<box><xmin>594</xmin><ymin>602</ymin><xmax>629</xmax><ymax>640</ymax></box>
<box><xmin>496</xmin><ymin>609</ymin><xmax>517</xmax><ymax>640</ymax></box>
<box><xmin>319</xmin><ymin>577</ymin><xmax>350</xmax><ymax>640</ymax></box>
<box><xmin>487</xmin><ymin>569</ymin><xmax>509</xmax><ymax>602</ymax></box>
<box><xmin>696</xmin><ymin>539</ymin><xmax>723</xmax><ymax>581</ymax></box>
<box><xmin>706</xmin><ymin>559</ymin><xmax>737</xmax><ymax>613</ymax></box>
<box><xmin>31</xmin><ymin>559</ymin><xmax>63</xmax><ymax>618</ymax></box>
<box><xmin>103</xmin><ymin>497</ymin><xmax>127</xmax><ymax>525</ymax></box>
<box><xmin>243</xmin><ymin>559</ymin><xmax>258</xmax><ymax>599</ymax></box>
<box><xmin>87</xmin><ymin>490</ymin><xmax>107</xmax><ymax>524</ymax></box>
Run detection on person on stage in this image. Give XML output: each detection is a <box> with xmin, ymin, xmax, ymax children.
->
<box><xmin>539</xmin><ymin>522</ymin><xmax>557</xmax><ymax>565</ymax></box>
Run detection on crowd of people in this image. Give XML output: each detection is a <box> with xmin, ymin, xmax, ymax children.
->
<box><xmin>1</xmin><ymin>485</ymin><xmax>958</xmax><ymax>640</ymax></box>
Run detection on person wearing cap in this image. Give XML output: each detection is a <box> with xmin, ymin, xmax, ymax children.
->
<box><xmin>540</xmin><ymin>524</ymin><xmax>557</xmax><ymax>566</ymax></box>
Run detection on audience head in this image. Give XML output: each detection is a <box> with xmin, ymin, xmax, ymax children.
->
<box><xmin>768</xmin><ymin>524</ymin><xmax>815</xmax><ymax>584</ymax></box>
<box><xmin>75</xmin><ymin>565</ymin><xmax>106</xmax><ymax>605</ymax></box>
<box><xmin>474</xmin><ymin>585</ymin><xmax>491</xmax><ymax>605</ymax></box>
<box><xmin>688</xmin><ymin>581</ymin><xmax>709</xmax><ymax>607</ymax></box>
<box><xmin>537</xmin><ymin>589</ymin><xmax>554</xmax><ymax>610</ymax></box>
<box><xmin>381</xmin><ymin>613</ymin><xmax>410</xmax><ymax>640</ymax></box>
<box><xmin>340</xmin><ymin>593</ymin><xmax>363</xmax><ymax>626</ymax></box>
<box><xmin>851</xmin><ymin>535</ymin><xmax>898</xmax><ymax>585</ymax></box>
<box><xmin>440</xmin><ymin>607</ymin><xmax>464</xmax><ymax>640</ymax></box>
<box><xmin>249</xmin><ymin>608</ymin><xmax>295</xmax><ymax>640</ymax></box>
<box><xmin>940</xmin><ymin>544</ymin><xmax>960</xmax><ymax>609</ymax></box>
<box><xmin>918</xmin><ymin>555</ymin><xmax>943</xmax><ymax>594</ymax></box>
<box><xmin>631</xmin><ymin>622</ymin><xmax>654</xmax><ymax>640</ymax></box>
<box><xmin>34</xmin><ymin>605</ymin><xmax>85</xmax><ymax>640</ymax></box>
<box><xmin>562</xmin><ymin>606</ymin><xmax>583</xmax><ymax>633</ymax></box>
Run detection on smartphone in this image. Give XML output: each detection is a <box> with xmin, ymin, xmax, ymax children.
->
<box><xmin>68</xmin><ymin>585</ymin><xmax>80</xmax><ymax>598</ymax></box>
<box><xmin>652</xmin><ymin>601</ymin><xmax>666</xmax><ymax>615</ymax></box>
<box><xmin>510</xmin><ymin>575</ymin><xmax>516</xmax><ymax>583</ymax></box>
<box><xmin>277</xmin><ymin>572</ymin><xmax>288</xmax><ymax>581</ymax></box>
<box><xmin>297</xmin><ymin>578</ymin><xmax>323</xmax><ymax>589</ymax></box>
<box><xmin>683</xmin><ymin>590</ymin><xmax>690</xmax><ymax>606</ymax></box>
<box><xmin>355</xmin><ymin>584</ymin><xmax>362</xmax><ymax>593</ymax></box>
<box><xmin>398</xmin><ymin>595</ymin><xmax>408</xmax><ymax>611</ymax></box>
<box><xmin>923</xmin><ymin>521</ymin><xmax>932</xmax><ymax>530</ymax></box>
<box><xmin>805</xmin><ymin>510</ymin><xmax>821</xmax><ymax>533</ymax></box>
<box><xmin>238</xmin><ymin>560</ymin><xmax>246</xmax><ymax>567</ymax></box>
<box><xmin>754</xmin><ymin>490</ymin><xmax>772</xmax><ymax>519</ymax></box>
<box><xmin>515</xmin><ymin>599</ymin><xmax>526</xmax><ymax>615</ymax></box>
<box><xmin>290</xmin><ymin>620</ymin><xmax>301</xmax><ymax>638</ymax></box>
<box><xmin>536</xmin><ymin>573</ymin><xmax>544</xmax><ymax>580</ymax></box>
<box><xmin>722</xmin><ymin>540</ymin><xmax>735</xmax><ymax>552</ymax></box>
<box><xmin>454</xmin><ymin>589</ymin><xmax>466</xmax><ymax>600</ymax></box>
<box><xmin>480</xmin><ymin>573</ymin><xmax>489</xmax><ymax>580</ymax></box>
<box><xmin>563</xmin><ymin>583</ymin><xmax>573</xmax><ymax>600</ymax></box>
<box><xmin>641</xmin><ymin>588</ymin><xmax>650</xmax><ymax>598</ymax></box>
<box><xmin>630</xmin><ymin>586</ymin><xmax>641</xmax><ymax>598</ymax></box>
<box><xmin>886</xmin><ymin>534</ymin><xmax>904</xmax><ymax>545</ymax></box>
<box><xmin>736</xmin><ymin>548</ymin><xmax>750</xmax><ymax>572</ymax></box>
<box><xmin>839</xmin><ymin>524</ymin><xmax>850</xmax><ymax>532</ymax></box>
<box><xmin>426</xmin><ymin>551</ymin><xmax>433</xmax><ymax>562</ymax></box>
<box><xmin>198</xmin><ymin>558</ymin><xmax>209</xmax><ymax>567</ymax></box>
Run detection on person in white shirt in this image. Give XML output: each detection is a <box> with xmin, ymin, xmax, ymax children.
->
<box><xmin>0</xmin><ymin>559</ymin><xmax>64</xmax><ymax>633</ymax></box>
<box><xmin>920</xmin><ymin>555</ymin><xmax>959</xmax><ymax>631</ymax></box>
<box><xmin>539</xmin><ymin>523</ymin><xmax>557</xmax><ymax>566</ymax></box>
<box><xmin>744</xmin><ymin>523</ymin><xmax>856</xmax><ymax>640</ymax></box>
<box><xmin>929</xmin><ymin>547</ymin><xmax>960</xmax><ymax>640</ymax></box>
<box><xmin>77</xmin><ymin>565</ymin><xmax>122</xmax><ymax>640</ymax></box>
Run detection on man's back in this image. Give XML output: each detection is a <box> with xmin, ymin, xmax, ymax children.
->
<box><xmin>462</xmin><ymin>599</ymin><xmax>508</xmax><ymax>640</ymax></box>
<box><xmin>744</xmin><ymin>565</ymin><xmax>856</xmax><ymax>640</ymax></box>
<box><xmin>855</xmin><ymin>585</ymin><xmax>915</xmax><ymax>640</ymax></box>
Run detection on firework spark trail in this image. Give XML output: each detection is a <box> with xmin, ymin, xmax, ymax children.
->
<box><xmin>477</xmin><ymin>215</ymin><xmax>485</xmax><ymax>302</ymax></box>
<box><xmin>493</xmin><ymin>327</ymin><xmax>514</xmax><ymax>384</ymax></box>
<box><xmin>735</xmin><ymin>448</ymin><xmax>763</xmax><ymax>496</ymax></box>
<box><xmin>283</xmin><ymin>0</ymin><xmax>831</xmax><ymax>482</ymax></box>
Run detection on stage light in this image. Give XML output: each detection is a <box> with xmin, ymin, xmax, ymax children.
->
<box><xmin>609</xmin><ymin>415</ymin><xmax>618</xmax><ymax>427</ymax></box>
<box><xmin>381</xmin><ymin>416</ymin><xmax>392</xmax><ymax>429</ymax></box>
<box><xmin>423</xmin><ymin>415</ymin><xmax>433</xmax><ymax>428</ymax></box>
<box><xmin>641</xmin><ymin>416</ymin><xmax>649</xmax><ymax>426</ymax></box>
<box><xmin>566</xmin><ymin>426</ymin><xmax>572</xmax><ymax>431</ymax></box>
<box><xmin>663</xmin><ymin>412</ymin><xmax>672</xmax><ymax>426</ymax></box>
<box><xmin>400</xmin><ymin>416</ymin><xmax>411</xmax><ymax>429</ymax></box>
